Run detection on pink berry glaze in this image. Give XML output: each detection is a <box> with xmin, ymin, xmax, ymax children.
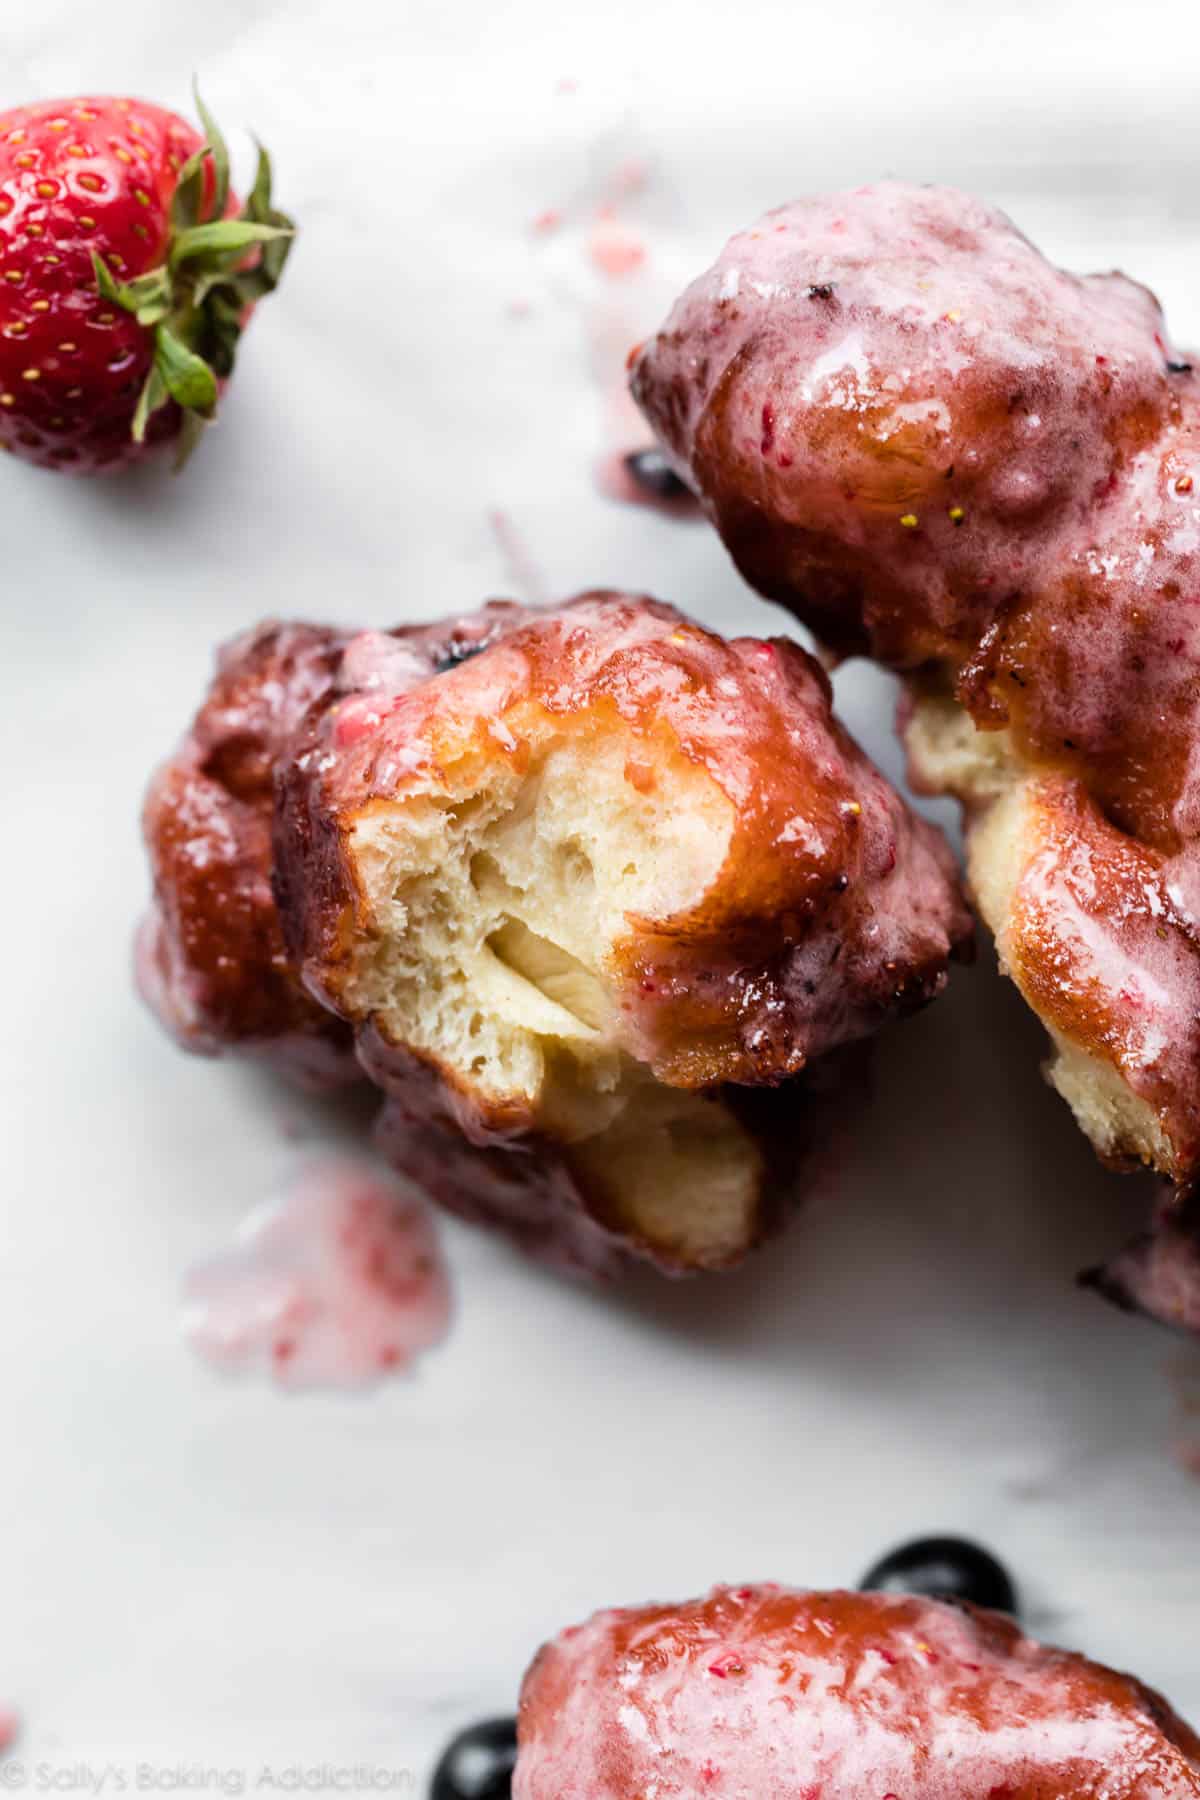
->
<box><xmin>142</xmin><ymin>594</ymin><xmax>968</xmax><ymax>1278</ymax></box>
<box><xmin>181</xmin><ymin>1158</ymin><xmax>451</xmax><ymax>1390</ymax></box>
<box><xmin>517</xmin><ymin>1586</ymin><xmax>1200</xmax><ymax>1799</ymax></box>
<box><xmin>632</xmin><ymin>180</ymin><xmax>1200</xmax><ymax>1192</ymax></box>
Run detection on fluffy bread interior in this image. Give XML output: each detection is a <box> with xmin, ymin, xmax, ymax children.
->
<box><xmin>906</xmin><ymin>686</ymin><xmax>1169</xmax><ymax>1170</ymax></box>
<box><xmin>340</xmin><ymin>722</ymin><xmax>766</xmax><ymax>1266</ymax></box>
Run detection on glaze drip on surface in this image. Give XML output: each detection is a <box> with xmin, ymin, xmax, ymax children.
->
<box><xmin>182</xmin><ymin>1158</ymin><xmax>451</xmax><ymax>1389</ymax></box>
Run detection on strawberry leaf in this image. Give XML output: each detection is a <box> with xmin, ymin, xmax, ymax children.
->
<box><xmin>154</xmin><ymin>324</ymin><xmax>219</xmax><ymax>414</ymax></box>
<box><xmin>247</xmin><ymin>141</ymin><xmax>273</xmax><ymax>219</ymax></box>
<box><xmin>131</xmin><ymin>364</ymin><xmax>168</xmax><ymax>443</ymax></box>
<box><xmin>241</xmin><ymin>143</ymin><xmax>296</xmax><ymax>290</ymax></box>
<box><xmin>123</xmin><ymin>270</ymin><xmax>171</xmax><ymax>307</ymax></box>
<box><xmin>93</xmin><ymin>253</ymin><xmax>173</xmax><ymax>326</ymax></box>
<box><xmin>133</xmin><ymin>104</ymin><xmax>297</xmax><ymax>468</ymax></box>
<box><xmin>92</xmin><ymin>251</ymin><xmax>125</xmax><ymax>306</ymax></box>
<box><xmin>173</xmin><ymin>406</ymin><xmax>208</xmax><ymax>472</ymax></box>
<box><xmin>189</xmin><ymin>266</ymin><xmax>236</xmax><ymax>308</ymax></box>
<box><xmin>169</xmin><ymin>219</ymin><xmax>293</xmax><ymax>269</ymax></box>
<box><xmin>191</xmin><ymin>83</ymin><xmax>230</xmax><ymax>223</ymax></box>
<box><xmin>171</xmin><ymin>147</ymin><xmax>210</xmax><ymax>232</ymax></box>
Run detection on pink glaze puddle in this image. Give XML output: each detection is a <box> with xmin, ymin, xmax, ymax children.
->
<box><xmin>182</xmin><ymin>1158</ymin><xmax>451</xmax><ymax>1391</ymax></box>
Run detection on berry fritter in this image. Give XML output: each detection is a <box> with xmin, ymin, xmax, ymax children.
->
<box><xmin>141</xmin><ymin>592</ymin><xmax>969</xmax><ymax>1275</ymax></box>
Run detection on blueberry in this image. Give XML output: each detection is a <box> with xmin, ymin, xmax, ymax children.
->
<box><xmin>430</xmin><ymin>1717</ymin><xmax>517</xmax><ymax>1799</ymax></box>
<box><xmin>623</xmin><ymin>448</ymin><xmax>691</xmax><ymax>502</ymax></box>
<box><xmin>859</xmin><ymin>1536</ymin><xmax>1018</xmax><ymax>1615</ymax></box>
<box><xmin>433</xmin><ymin>641</ymin><xmax>487</xmax><ymax>675</ymax></box>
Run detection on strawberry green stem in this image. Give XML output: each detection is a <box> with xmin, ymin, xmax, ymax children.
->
<box><xmin>92</xmin><ymin>88</ymin><xmax>296</xmax><ymax>464</ymax></box>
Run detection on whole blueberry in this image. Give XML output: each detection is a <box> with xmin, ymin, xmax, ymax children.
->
<box><xmin>859</xmin><ymin>1536</ymin><xmax>1018</xmax><ymax>1615</ymax></box>
<box><xmin>433</xmin><ymin>640</ymin><xmax>487</xmax><ymax>674</ymax></box>
<box><xmin>623</xmin><ymin>448</ymin><xmax>692</xmax><ymax>501</ymax></box>
<box><xmin>430</xmin><ymin>1717</ymin><xmax>517</xmax><ymax>1799</ymax></box>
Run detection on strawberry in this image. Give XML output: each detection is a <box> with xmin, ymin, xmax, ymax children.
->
<box><xmin>0</xmin><ymin>90</ymin><xmax>293</xmax><ymax>473</ymax></box>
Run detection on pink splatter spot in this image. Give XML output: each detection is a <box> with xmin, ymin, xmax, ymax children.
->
<box><xmin>0</xmin><ymin>1709</ymin><xmax>19</xmax><ymax>1753</ymax></box>
<box><xmin>589</xmin><ymin>221</ymin><xmax>646</xmax><ymax>279</ymax></box>
<box><xmin>532</xmin><ymin>208</ymin><xmax>562</xmax><ymax>235</ymax></box>
<box><xmin>181</xmin><ymin>1158</ymin><xmax>452</xmax><ymax>1392</ymax></box>
<box><xmin>555</xmin><ymin>76</ymin><xmax>578</xmax><ymax>94</ymax></box>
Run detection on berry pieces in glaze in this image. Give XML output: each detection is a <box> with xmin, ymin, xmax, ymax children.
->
<box><xmin>516</xmin><ymin>1585</ymin><xmax>1200</xmax><ymax>1799</ymax></box>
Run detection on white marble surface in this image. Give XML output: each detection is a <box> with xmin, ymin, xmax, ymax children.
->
<box><xmin>4</xmin><ymin>0</ymin><xmax>1200</xmax><ymax>1786</ymax></box>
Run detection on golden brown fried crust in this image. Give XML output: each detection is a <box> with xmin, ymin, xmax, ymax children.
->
<box><xmin>275</xmin><ymin>592</ymin><xmax>970</xmax><ymax>1088</ymax></box>
<box><xmin>140</xmin><ymin>593</ymin><xmax>968</xmax><ymax>1275</ymax></box>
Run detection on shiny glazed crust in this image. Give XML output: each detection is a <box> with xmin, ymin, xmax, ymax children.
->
<box><xmin>139</xmin><ymin>622</ymin><xmax>359</xmax><ymax>1086</ymax></box>
<box><xmin>516</xmin><ymin>1585</ymin><xmax>1200</xmax><ymax>1799</ymax></box>
<box><xmin>633</xmin><ymin>181</ymin><xmax>1200</xmax><ymax>1194</ymax></box>
<box><xmin>140</xmin><ymin>593</ymin><xmax>969</xmax><ymax>1275</ymax></box>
